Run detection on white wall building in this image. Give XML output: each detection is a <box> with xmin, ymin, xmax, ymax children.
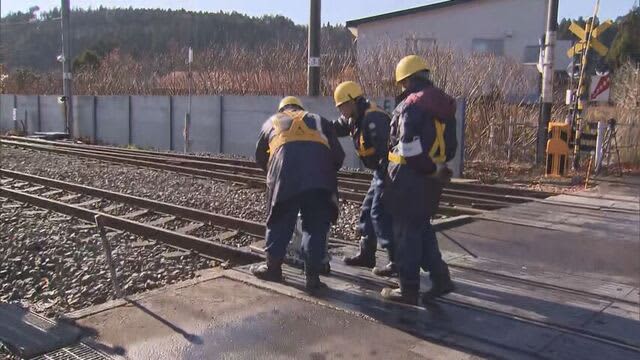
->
<box><xmin>347</xmin><ymin>0</ymin><xmax>570</xmax><ymax>76</ymax></box>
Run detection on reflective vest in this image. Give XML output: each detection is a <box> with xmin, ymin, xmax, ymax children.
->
<box><xmin>354</xmin><ymin>103</ymin><xmax>386</xmax><ymax>158</ymax></box>
<box><xmin>388</xmin><ymin>118</ymin><xmax>447</xmax><ymax>165</ymax></box>
<box><xmin>268</xmin><ymin>110</ymin><xmax>329</xmax><ymax>157</ymax></box>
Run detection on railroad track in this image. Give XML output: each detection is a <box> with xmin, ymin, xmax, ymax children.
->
<box><xmin>295</xmin><ymin>243</ymin><xmax>640</xmax><ymax>354</ymax></box>
<box><xmin>1</xmin><ymin>136</ymin><xmax>553</xmax><ymax>215</ymax></box>
<box><xmin>2</xmin><ymin>169</ymin><xmax>637</xmax><ymax>355</ymax></box>
<box><xmin>0</xmin><ymin>169</ymin><xmax>468</xmax><ymax>259</ymax></box>
<box><xmin>2</xmin><ymin>169</ymin><xmax>632</xmax><ymax>310</ymax></box>
<box><xmin>0</xmin><ymin>169</ymin><xmax>264</xmax><ymax>265</ymax></box>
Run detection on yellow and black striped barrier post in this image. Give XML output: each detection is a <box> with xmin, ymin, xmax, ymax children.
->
<box><xmin>546</xmin><ymin>122</ymin><xmax>570</xmax><ymax>177</ymax></box>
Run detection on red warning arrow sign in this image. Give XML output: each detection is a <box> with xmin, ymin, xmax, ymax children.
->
<box><xmin>590</xmin><ymin>74</ymin><xmax>611</xmax><ymax>102</ymax></box>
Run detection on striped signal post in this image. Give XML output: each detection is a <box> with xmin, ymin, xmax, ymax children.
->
<box><xmin>566</xmin><ymin>0</ymin><xmax>613</xmax><ymax>169</ymax></box>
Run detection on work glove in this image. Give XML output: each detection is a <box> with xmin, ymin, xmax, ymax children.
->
<box><xmin>338</xmin><ymin>115</ymin><xmax>356</xmax><ymax>128</ymax></box>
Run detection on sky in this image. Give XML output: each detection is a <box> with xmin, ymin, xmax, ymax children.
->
<box><xmin>1</xmin><ymin>0</ymin><xmax>637</xmax><ymax>24</ymax></box>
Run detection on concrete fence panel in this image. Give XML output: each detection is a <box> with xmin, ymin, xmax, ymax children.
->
<box><xmin>130</xmin><ymin>96</ymin><xmax>171</xmax><ymax>150</ymax></box>
<box><xmin>96</xmin><ymin>96</ymin><xmax>130</xmax><ymax>146</ymax></box>
<box><xmin>0</xmin><ymin>95</ymin><xmax>15</xmax><ymax>132</ymax></box>
<box><xmin>73</xmin><ymin>96</ymin><xmax>96</xmax><ymax>141</ymax></box>
<box><xmin>1</xmin><ymin>93</ymin><xmax>466</xmax><ymax>176</ymax></box>
<box><xmin>172</xmin><ymin>96</ymin><xmax>221</xmax><ymax>153</ymax></box>
<box><xmin>222</xmin><ymin>95</ymin><xmax>280</xmax><ymax>157</ymax></box>
<box><xmin>15</xmin><ymin>95</ymin><xmax>40</xmax><ymax>134</ymax></box>
<box><xmin>39</xmin><ymin>96</ymin><xmax>66</xmax><ymax>133</ymax></box>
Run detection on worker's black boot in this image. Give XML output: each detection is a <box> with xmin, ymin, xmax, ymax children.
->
<box><xmin>422</xmin><ymin>266</ymin><xmax>455</xmax><ymax>302</ymax></box>
<box><xmin>372</xmin><ymin>247</ymin><xmax>397</xmax><ymax>277</ymax></box>
<box><xmin>319</xmin><ymin>261</ymin><xmax>331</xmax><ymax>275</ymax></box>
<box><xmin>380</xmin><ymin>283</ymin><xmax>419</xmax><ymax>305</ymax></box>
<box><xmin>343</xmin><ymin>251</ymin><xmax>376</xmax><ymax>268</ymax></box>
<box><xmin>304</xmin><ymin>263</ymin><xmax>327</xmax><ymax>293</ymax></box>
<box><xmin>343</xmin><ymin>237</ymin><xmax>376</xmax><ymax>268</ymax></box>
<box><xmin>372</xmin><ymin>262</ymin><xmax>398</xmax><ymax>277</ymax></box>
<box><xmin>250</xmin><ymin>255</ymin><xmax>283</xmax><ymax>282</ymax></box>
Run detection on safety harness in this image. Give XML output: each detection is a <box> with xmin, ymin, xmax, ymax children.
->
<box><xmin>268</xmin><ymin>110</ymin><xmax>329</xmax><ymax>157</ymax></box>
<box><xmin>354</xmin><ymin>103</ymin><xmax>386</xmax><ymax>158</ymax></box>
<box><xmin>388</xmin><ymin>118</ymin><xmax>447</xmax><ymax>165</ymax></box>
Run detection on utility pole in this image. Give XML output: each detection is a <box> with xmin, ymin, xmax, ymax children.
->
<box><xmin>307</xmin><ymin>0</ymin><xmax>321</xmax><ymax>96</ymax></box>
<box><xmin>61</xmin><ymin>0</ymin><xmax>73</xmax><ymax>135</ymax></box>
<box><xmin>536</xmin><ymin>0</ymin><xmax>559</xmax><ymax>165</ymax></box>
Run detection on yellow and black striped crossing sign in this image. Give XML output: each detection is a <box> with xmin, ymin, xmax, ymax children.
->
<box><xmin>567</xmin><ymin>20</ymin><xmax>612</xmax><ymax>57</ymax></box>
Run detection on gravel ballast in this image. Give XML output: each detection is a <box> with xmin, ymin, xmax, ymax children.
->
<box><xmin>0</xmin><ymin>146</ymin><xmax>363</xmax><ymax>241</ymax></box>
<box><xmin>0</xmin><ymin>145</ymin><xmax>364</xmax><ymax>328</ymax></box>
<box><xmin>0</xmin><ymin>198</ymin><xmax>214</xmax><ymax>318</ymax></box>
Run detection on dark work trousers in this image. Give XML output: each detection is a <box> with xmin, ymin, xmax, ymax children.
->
<box><xmin>392</xmin><ymin>215</ymin><xmax>448</xmax><ymax>290</ymax></box>
<box><xmin>265</xmin><ymin>189</ymin><xmax>332</xmax><ymax>272</ymax></box>
<box><xmin>358</xmin><ymin>169</ymin><xmax>394</xmax><ymax>256</ymax></box>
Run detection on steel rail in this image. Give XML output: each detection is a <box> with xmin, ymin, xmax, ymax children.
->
<box><xmin>1</xmin><ymin>136</ymin><xmax>554</xmax><ymax>199</ymax></box>
<box><xmin>0</xmin><ymin>187</ymin><xmax>263</xmax><ymax>265</ymax></box>
<box><xmin>1</xmin><ymin>140</ymin><xmax>487</xmax><ymax>215</ymax></box>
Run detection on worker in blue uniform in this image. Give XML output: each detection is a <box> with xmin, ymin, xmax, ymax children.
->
<box><xmin>381</xmin><ymin>55</ymin><xmax>458</xmax><ymax>305</ymax></box>
<box><xmin>253</xmin><ymin>96</ymin><xmax>345</xmax><ymax>291</ymax></box>
<box><xmin>332</xmin><ymin>81</ymin><xmax>396</xmax><ymax>277</ymax></box>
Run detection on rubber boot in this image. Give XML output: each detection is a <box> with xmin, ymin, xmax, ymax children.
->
<box><xmin>343</xmin><ymin>237</ymin><xmax>376</xmax><ymax>268</ymax></box>
<box><xmin>422</xmin><ymin>266</ymin><xmax>455</xmax><ymax>302</ymax></box>
<box><xmin>304</xmin><ymin>263</ymin><xmax>327</xmax><ymax>292</ymax></box>
<box><xmin>380</xmin><ymin>284</ymin><xmax>419</xmax><ymax>305</ymax></box>
<box><xmin>372</xmin><ymin>262</ymin><xmax>398</xmax><ymax>277</ymax></box>
<box><xmin>250</xmin><ymin>255</ymin><xmax>283</xmax><ymax>282</ymax></box>
<box><xmin>372</xmin><ymin>248</ymin><xmax>397</xmax><ymax>277</ymax></box>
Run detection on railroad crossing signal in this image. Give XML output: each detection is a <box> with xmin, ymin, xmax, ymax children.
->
<box><xmin>566</xmin><ymin>20</ymin><xmax>612</xmax><ymax>57</ymax></box>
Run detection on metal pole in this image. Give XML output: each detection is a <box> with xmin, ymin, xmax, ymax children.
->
<box><xmin>307</xmin><ymin>0</ymin><xmax>321</xmax><ymax>96</ymax></box>
<box><xmin>188</xmin><ymin>48</ymin><xmax>192</xmax><ymax>119</ymax></box>
<box><xmin>95</xmin><ymin>215</ymin><xmax>122</xmax><ymax>298</ymax></box>
<box><xmin>572</xmin><ymin>0</ymin><xmax>601</xmax><ymax>169</ymax></box>
<box><xmin>536</xmin><ymin>0</ymin><xmax>559</xmax><ymax>165</ymax></box>
<box><xmin>594</xmin><ymin>119</ymin><xmax>606</xmax><ymax>172</ymax></box>
<box><xmin>61</xmin><ymin>0</ymin><xmax>74</xmax><ymax>136</ymax></box>
<box><xmin>184</xmin><ymin>47</ymin><xmax>193</xmax><ymax>153</ymax></box>
<box><xmin>507</xmin><ymin>116</ymin><xmax>514</xmax><ymax>163</ymax></box>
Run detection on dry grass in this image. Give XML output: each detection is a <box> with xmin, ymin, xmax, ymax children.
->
<box><xmin>351</xmin><ymin>44</ymin><xmax>570</xmax><ymax>164</ymax></box>
<box><xmin>609</xmin><ymin>62</ymin><xmax>640</xmax><ymax>164</ymax></box>
<box><xmin>2</xmin><ymin>43</ymin><xmax>637</xmax><ymax>166</ymax></box>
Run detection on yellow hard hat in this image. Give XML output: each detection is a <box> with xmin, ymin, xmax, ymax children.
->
<box><xmin>395</xmin><ymin>55</ymin><xmax>429</xmax><ymax>83</ymax></box>
<box><xmin>333</xmin><ymin>81</ymin><xmax>363</xmax><ymax>107</ymax></box>
<box><xmin>278</xmin><ymin>96</ymin><xmax>303</xmax><ymax>111</ymax></box>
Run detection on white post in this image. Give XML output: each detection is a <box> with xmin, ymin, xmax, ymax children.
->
<box><xmin>489</xmin><ymin>122</ymin><xmax>495</xmax><ymax>159</ymax></box>
<box><xmin>12</xmin><ymin>107</ymin><xmax>17</xmax><ymax>131</ymax></box>
<box><xmin>507</xmin><ymin>116</ymin><xmax>514</xmax><ymax>163</ymax></box>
